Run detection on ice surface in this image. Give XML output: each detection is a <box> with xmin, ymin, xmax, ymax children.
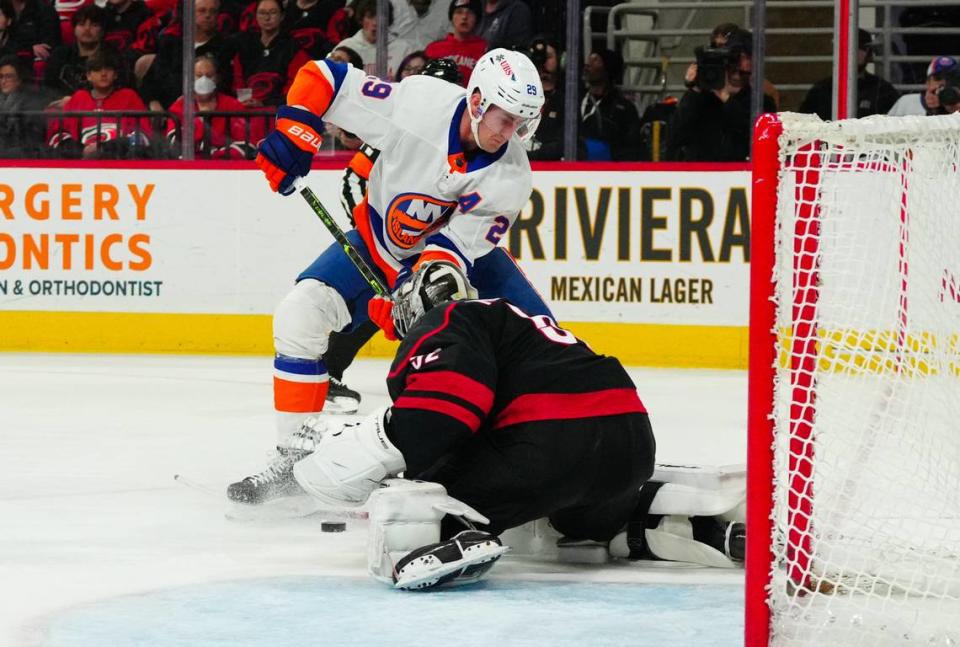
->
<box><xmin>0</xmin><ymin>354</ymin><xmax>747</xmax><ymax>646</ymax></box>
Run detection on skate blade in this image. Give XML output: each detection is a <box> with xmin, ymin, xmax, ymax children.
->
<box><xmin>395</xmin><ymin>545</ymin><xmax>508</xmax><ymax>590</ymax></box>
<box><xmin>322</xmin><ymin>397</ymin><xmax>360</xmax><ymax>415</ymax></box>
<box><xmin>226</xmin><ymin>495</ymin><xmax>368</xmax><ymax>522</ymax></box>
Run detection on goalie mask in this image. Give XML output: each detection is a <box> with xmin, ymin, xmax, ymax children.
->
<box><xmin>392</xmin><ymin>261</ymin><xmax>477</xmax><ymax>338</ymax></box>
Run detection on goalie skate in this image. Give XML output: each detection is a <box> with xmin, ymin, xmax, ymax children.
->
<box><xmin>393</xmin><ymin>530</ymin><xmax>507</xmax><ymax>590</ymax></box>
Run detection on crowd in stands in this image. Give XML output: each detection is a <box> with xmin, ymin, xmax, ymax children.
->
<box><xmin>0</xmin><ymin>0</ymin><xmax>958</xmax><ymax>161</ymax></box>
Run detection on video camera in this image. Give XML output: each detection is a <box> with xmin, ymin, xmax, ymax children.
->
<box><xmin>693</xmin><ymin>46</ymin><xmax>739</xmax><ymax>92</ymax></box>
<box><xmin>937</xmin><ymin>71</ymin><xmax>960</xmax><ymax>106</ymax></box>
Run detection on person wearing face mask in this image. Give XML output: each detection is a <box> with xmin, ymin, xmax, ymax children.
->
<box><xmin>166</xmin><ymin>53</ymin><xmax>261</xmax><ymax>159</ymax></box>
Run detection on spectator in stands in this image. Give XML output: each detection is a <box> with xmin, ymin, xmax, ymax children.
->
<box><xmin>389</xmin><ymin>0</ymin><xmax>449</xmax><ymax>50</ymax></box>
<box><xmin>888</xmin><ymin>56</ymin><xmax>958</xmax><ymax>116</ymax></box>
<box><xmin>477</xmin><ymin>0</ymin><xmax>531</xmax><ymax>51</ymax></box>
<box><xmin>936</xmin><ymin>69</ymin><xmax>960</xmax><ymax>114</ymax></box>
<box><xmin>325</xmin><ymin>41</ymin><xmax>363</xmax><ymax>152</ymax></box>
<box><xmin>325</xmin><ymin>0</ymin><xmax>357</xmax><ymax>44</ymax></box>
<box><xmin>579</xmin><ymin>48</ymin><xmax>641</xmax><ymax>161</ymax></box>
<box><xmin>335</xmin><ymin>0</ymin><xmax>414</xmax><ymax>78</ymax></box>
<box><xmin>423</xmin><ymin>0</ymin><xmax>485</xmax><ymax>87</ymax></box>
<box><xmin>103</xmin><ymin>0</ymin><xmax>158</xmax><ymax>57</ymax></box>
<box><xmin>227</xmin><ymin>0</ymin><xmax>310</xmax><ymax>107</ymax></box>
<box><xmin>328</xmin><ymin>43</ymin><xmax>362</xmax><ymax>69</ymax></box>
<box><xmin>136</xmin><ymin>0</ymin><xmax>230</xmax><ymax>110</ymax></box>
<box><xmin>48</xmin><ymin>49</ymin><xmax>152</xmax><ymax>159</ymax></box>
<box><xmin>667</xmin><ymin>27</ymin><xmax>775</xmax><ymax>162</ymax></box>
<box><xmin>799</xmin><ymin>29</ymin><xmax>899</xmax><ymax>120</ymax></box>
<box><xmin>0</xmin><ymin>54</ymin><xmax>45</xmax><ymax>156</ymax></box>
<box><xmin>9</xmin><ymin>0</ymin><xmax>61</xmax><ymax>64</ymax></box>
<box><xmin>394</xmin><ymin>49</ymin><xmax>425</xmax><ymax>80</ymax></box>
<box><xmin>0</xmin><ymin>1</ymin><xmax>18</xmax><ymax>59</ymax></box>
<box><xmin>526</xmin><ymin>35</ymin><xmax>562</xmax><ymax>160</ymax></box>
<box><xmin>281</xmin><ymin>0</ymin><xmax>335</xmax><ymax>59</ymax></box>
<box><xmin>45</xmin><ymin>5</ymin><xmax>127</xmax><ymax>109</ymax></box>
<box><xmin>167</xmin><ymin>53</ymin><xmax>260</xmax><ymax>159</ymax></box>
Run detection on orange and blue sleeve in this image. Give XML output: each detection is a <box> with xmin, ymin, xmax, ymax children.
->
<box><xmin>286</xmin><ymin>59</ymin><xmax>350</xmax><ymax>118</ymax></box>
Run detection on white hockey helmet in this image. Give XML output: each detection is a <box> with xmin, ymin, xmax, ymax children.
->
<box><xmin>466</xmin><ymin>48</ymin><xmax>544</xmax><ymax>144</ymax></box>
<box><xmin>392</xmin><ymin>261</ymin><xmax>477</xmax><ymax>338</ymax></box>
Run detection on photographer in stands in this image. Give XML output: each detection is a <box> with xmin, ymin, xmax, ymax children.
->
<box><xmin>667</xmin><ymin>27</ymin><xmax>775</xmax><ymax>162</ymax></box>
<box><xmin>526</xmin><ymin>35</ymin><xmax>563</xmax><ymax>160</ymax></box>
<box><xmin>936</xmin><ymin>69</ymin><xmax>960</xmax><ymax>114</ymax></box>
<box><xmin>888</xmin><ymin>56</ymin><xmax>958</xmax><ymax>116</ymax></box>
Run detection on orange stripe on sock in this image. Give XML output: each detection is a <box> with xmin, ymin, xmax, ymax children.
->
<box><xmin>274</xmin><ymin>377</ymin><xmax>329</xmax><ymax>413</ymax></box>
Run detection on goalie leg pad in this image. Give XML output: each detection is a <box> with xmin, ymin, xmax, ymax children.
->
<box><xmin>365</xmin><ymin>479</ymin><xmax>495</xmax><ymax>587</ymax></box>
<box><xmin>292</xmin><ymin>407</ymin><xmax>405</xmax><ymax>507</ymax></box>
<box><xmin>393</xmin><ymin>530</ymin><xmax>507</xmax><ymax>591</ymax></box>
<box><xmin>640</xmin><ymin>515</ymin><xmax>740</xmax><ymax>568</ymax></box>
<box><xmin>648</xmin><ymin>464</ymin><xmax>746</xmax><ymax>518</ymax></box>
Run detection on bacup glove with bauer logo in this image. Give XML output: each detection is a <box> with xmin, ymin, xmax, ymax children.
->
<box><xmin>256</xmin><ymin>105</ymin><xmax>325</xmax><ymax>195</ymax></box>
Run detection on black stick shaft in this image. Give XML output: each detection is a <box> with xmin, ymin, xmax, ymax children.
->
<box><xmin>298</xmin><ymin>185</ymin><xmax>389</xmax><ymax>297</ymax></box>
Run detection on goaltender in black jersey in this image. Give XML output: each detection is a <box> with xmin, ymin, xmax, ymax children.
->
<box><xmin>288</xmin><ymin>261</ymin><xmax>744</xmax><ymax>590</ymax></box>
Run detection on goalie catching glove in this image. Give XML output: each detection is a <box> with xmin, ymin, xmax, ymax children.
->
<box><xmin>256</xmin><ymin>105</ymin><xmax>325</xmax><ymax>195</ymax></box>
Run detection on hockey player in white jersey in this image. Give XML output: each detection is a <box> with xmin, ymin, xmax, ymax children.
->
<box><xmin>228</xmin><ymin>49</ymin><xmax>548</xmax><ymax>505</ymax></box>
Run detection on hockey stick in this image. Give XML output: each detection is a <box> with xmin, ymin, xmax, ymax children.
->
<box><xmin>296</xmin><ymin>181</ymin><xmax>389</xmax><ymax>297</ymax></box>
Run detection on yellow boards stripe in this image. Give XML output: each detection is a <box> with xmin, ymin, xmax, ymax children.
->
<box><xmin>0</xmin><ymin>311</ymin><xmax>749</xmax><ymax>369</ymax></box>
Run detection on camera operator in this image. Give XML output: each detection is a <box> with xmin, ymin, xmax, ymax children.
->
<box><xmin>799</xmin><ymin>29</ymin><xmax>899</xmax><ymax>120</ymax></box>
<box><xmin>579</xmin><ymin>47</ymin><xmax>642</xmax><ymax>161</ymax></box>
<box><xmin>526</xmin><ymin>35</ymin><xmax>563</xmax><ymax>160</ymax></box>
<box><xmin>667</xmin><ymin>27</ymin><xmax>775</xmax><ymax>162</ymax></box>
<box><xmin>889</xmin><ymin>56</ymin><xmax>957</xmax><ymax>116</ymax></box>
<box><xmin>936</xmin><ymin>69</ymin><xmax>960</xmax><ymax>114</ymax></box>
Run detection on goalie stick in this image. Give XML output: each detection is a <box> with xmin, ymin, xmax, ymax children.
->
<box><xmin>296</xmin><ymin>181</ymin><xmax>389</xmax><ymax>297</ymax></box>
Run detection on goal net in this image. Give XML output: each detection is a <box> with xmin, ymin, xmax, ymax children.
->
<box><xmin>746</xmin><ymin>112</ymin><xmax>960</xmax><ymax>646</ymax></box>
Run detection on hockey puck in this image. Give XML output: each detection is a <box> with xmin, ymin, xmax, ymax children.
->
<box><xmin>321</xmin><ymin>521</ymin><xmax>346</xmax><ymax>532</ymax></box>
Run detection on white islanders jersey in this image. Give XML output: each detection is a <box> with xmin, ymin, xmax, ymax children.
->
<box><xmin>286</xmin><ymin>59</ymin><xmax>532</xmax><ymax>287</ymax></box>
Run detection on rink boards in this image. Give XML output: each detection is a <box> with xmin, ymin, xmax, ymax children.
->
<box><xmin>0</xmin><ymin>161</ymin><xmax>751</xmax><ymax>368</ymax></box>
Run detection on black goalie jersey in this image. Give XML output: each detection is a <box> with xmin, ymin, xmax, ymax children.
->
<box><xmin>384</xmin><ymin>298</ymin><xmax>648</xmax><ymax>478</ymax></box>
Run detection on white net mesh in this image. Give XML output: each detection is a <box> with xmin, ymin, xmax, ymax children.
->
<box><xmin>767</xmin><ymin>113</ymin><xmax>960</xmax><ymax>646</ymax></box>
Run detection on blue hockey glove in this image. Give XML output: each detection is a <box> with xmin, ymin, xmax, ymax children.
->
<box><xmin>256</xmin><ymin>105</ymin><xmax>325</xmax><ymax>196</ymax></box>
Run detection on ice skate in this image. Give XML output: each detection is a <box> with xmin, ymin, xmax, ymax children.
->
<box><xmin>226</xmin><ymin>419</ymin><xmax>326</xmax><ymax>505</ymax></box>
<box><xmin>324</xmin><ymin>377</ymin><xmax>361</xmax><ymax>414</ymax></box>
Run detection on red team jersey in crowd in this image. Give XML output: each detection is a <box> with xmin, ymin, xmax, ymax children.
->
<box><xmin>47</xmin><ymin>88</ymin><xmax>152</xmax><ymax>147</ymax></box>
<box><xmin>166</xmin><ymin>92</ymin><xmax>266</xmax><ymax>158</ymax></box>
<box><xmin>385</xmin><ymin>299</ymin><xmax>647</xmax><ymax>476</ymax></box>
<box><xmin>423</xmin><ymin>34</ymin><xmax>487</xmax><ymax>87</ymax></box>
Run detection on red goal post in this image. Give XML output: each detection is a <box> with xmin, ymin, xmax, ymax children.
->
<box><xmin>745</xmin><ymin>112</ymin><xmax>960</xmax><ymax>646</ymax></box>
